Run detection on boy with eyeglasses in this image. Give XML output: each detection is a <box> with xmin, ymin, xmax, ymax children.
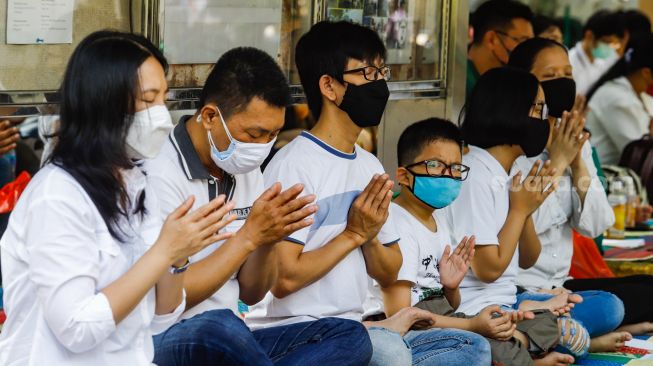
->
<box><xmin>245</xmin><ymin>21</ymin><xmax>491</xmax><ymax>365</ymax></box>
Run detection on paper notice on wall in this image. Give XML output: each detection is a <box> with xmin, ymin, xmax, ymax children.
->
<box><xmin>7</xmin><ymin>0</ymin><xmax>75</xmax><ymax>44</ymax></box>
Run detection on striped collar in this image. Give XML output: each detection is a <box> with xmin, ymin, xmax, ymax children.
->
<box><xmin>170</xmin><ymin>115</ymin><xmax>211</xmax><ymax>180</ymax></box>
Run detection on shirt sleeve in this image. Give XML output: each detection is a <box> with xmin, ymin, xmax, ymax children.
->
<box><xmin>447</xmin><ymin>174</ymin><xmax>500</xmax><ymax>246</ymax></box>
<box><xmin>263</xmin><ymin>156</ymin><xmax>315</xmax><ymax>245</ymax></box>
<box><xmin>570</xmin><ymin>141</ymin><xmax>615</xmax><ymax>237</ymax></box>
<box><xmin>26</xmin><ymin>197</ymin><xmax>117</xmax><ymax>354</ymax></box>
<box><xmin>377</xmin><ymin>205</ymin><xmax>400</xmax><ymax>246</ymax></box>
<box><xmin>147</xmin><ymin>164</ymin><xmax>187</xmax><ymax>218</ymax></box>
<box><xmin>396</xmin><ymin>231</ymin><xmax>419</xmax><ymax>284</ymax></box>
<box><xmin>150</xmin><ymin>290</ymin><xmax>186</xmax><ymax>335</ymax></box>
<box><xmin>596</xmin><ymin>99</ymin><xmax>650</xmax><ymax>153</ymax></box>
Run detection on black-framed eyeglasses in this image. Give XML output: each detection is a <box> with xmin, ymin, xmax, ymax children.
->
<box><xmin>405</xmin><ymin>159</ymin><xmax>470</xmax><ymax>180</ymax></box>
<box><xmin>494</xmin><ymin>30</ymin><xmax>530</xmax><ymax>44</ymax></box>
<box><xmin>531</xmin><ymin>101</ymin><xmax>549</xmax><ymax>120</ymax></box>
<box><xmin>343</xmin><ymin>65</ymin><xmax>392</xmax><ymax>81</ymax></box>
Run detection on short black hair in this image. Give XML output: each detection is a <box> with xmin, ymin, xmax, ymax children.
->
<box><xmin>583</xmin><ymin>10</ymin><xmax>626</xmax><ymax>39</ymax></box>
<box><xmin>532</xmin><ymin>15</ymin><xmax>562</xmax><ymax>36</ymax></box>
<box><xmin>199</xmin><ymin>47</ymin><xmax>290</xmax><ymax>119</ymax></box>
<box><xmin>471</xmin><ymin>0</ymin><xmax>534</xmax><ymax>45</ymax></box>
<box><xmin>461</xmin><ymin>67</ymin><xmax>539</xmax><ymax>149</ymax></box>
<box><xmin>623</xmin><ymin>10</ymin><xmax>651</xmax><ymax>36</ymax></box>
<box><xmin>508</xmin><ymin>37</ymin><xmax>567</xmax><ymax>71</ymax></box>
<box><xmin>295</xmin><ymin>21</ymin><xmax>386</xmax><ymax>120</ymax></box>
<box><xmin>397</xmin><ymin>118</ymin><xmax>463</xmax><ymax>167</ymax></box>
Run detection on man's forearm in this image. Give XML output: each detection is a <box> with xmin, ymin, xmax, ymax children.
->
<box><xmin>237</xmin><ymin>244</ymin><xmax>277</xmax><ymax>305</ymax></box>
<box><xmin>362</xmin><ymin>239</ymin><xmax>402</xmax><ymax>287</ymax></box>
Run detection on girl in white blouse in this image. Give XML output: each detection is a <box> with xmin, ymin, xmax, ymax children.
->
<box><xmin>0</xmin><ymin>31</ymin><xmax>236</xmax><ymax>365</ymax></box>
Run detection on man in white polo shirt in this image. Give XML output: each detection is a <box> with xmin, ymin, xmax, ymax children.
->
<box><xmin>146</xmin><ymin>47</ymin><xmax>373</xmax><ymax>366</ymax></box>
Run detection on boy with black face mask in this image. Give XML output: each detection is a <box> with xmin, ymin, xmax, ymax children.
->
<box><xmin>246</xmin><ymin>21</ymin><xmax>492</xmax><ymax>365</ymax></box>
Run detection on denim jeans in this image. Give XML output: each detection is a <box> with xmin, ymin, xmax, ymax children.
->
<box><xmin>153</xmin><ymin>309</ymin><xmax>372</xmax><ymax>366</ymax></box>
<box><xmin>514</xmin><ymin>290</ymin><xmax>624</xmax><ymax>337</ymax></box>
<box><xmin>367</xmin><ymin>326</ymin><xmax>492</xmax><ymax>366</ymax></box>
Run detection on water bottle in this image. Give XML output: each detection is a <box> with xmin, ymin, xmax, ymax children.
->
<box><xmin>607</xmin><ymin>179</ymin><xmax>627</xmax><ymax>239</ymax></box>
<box><xmin>622</xmin><ymin>176</ymin><xmax>639</xmax><ymax>228</ymax></box>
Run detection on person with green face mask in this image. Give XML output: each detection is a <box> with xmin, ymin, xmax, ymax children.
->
<box><xmin>569</xmin><ymin>10</ymin><xmax>626</xmax><ymax>96</ymax></box>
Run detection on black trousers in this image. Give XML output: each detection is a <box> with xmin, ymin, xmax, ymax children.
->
<box><xmin>565</xmin><ymin>275</ymin><xmax>653</xmax><ymax>325</ymax></box>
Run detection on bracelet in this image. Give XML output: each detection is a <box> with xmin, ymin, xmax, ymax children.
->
<box><xmin>169</xmin><ymin>258</ymin><xmax>191</xmax><ymax>275</ymax></box>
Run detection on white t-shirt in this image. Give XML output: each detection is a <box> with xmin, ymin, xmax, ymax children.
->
<box><xmin>145</xmin><ymin>116</ymin><xmax>264</xmax><ymax>319</ymax></box>
<box><xmin>0</xmin><ymin>165</ymin><xmax>184</xmax><ymax>365</ymax></box>
<box><xmin>245</xmin><ymin>131</ymin><xmax>400</xmax><ymax>329</ymax></box>
<box><xmin>442</xmin><ymin>145</ymin><xmax>518</xmax><ymax>315</ymax></box>
<box><xmin>586</xmin><ymin>76</ymin><xmax>651</xmax><ymax>165</ymax></box>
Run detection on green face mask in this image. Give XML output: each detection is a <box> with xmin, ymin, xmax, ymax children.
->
<box><xmin>591</xmin><ymin>41</ymin><xmax>617</xmax><ymax>60</ymax></box>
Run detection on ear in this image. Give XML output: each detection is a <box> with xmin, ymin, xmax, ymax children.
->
<box><xmin>199</xmin><ymin>104</ymin><xmax>219</xmax><ymax>131</ymax></box>
<box><xmin>642</xmin><ymin>67</ymin><xmax>653</xmax><ymax>82</ymax></box>
<box><xmin>396</xmin><ymin>167</ymin><xmax>412</xmax><ymax>188</ymax></box>
<box><xmin>484</xmin><ymin>30</ymin><xmax>499</xmax><ymax>50</ymax></box>
<box><xmin>319</xmin><ymin>75</ymin><xmax>339</xmax><ymax>103</ymax></box>
<box><xmin>584</xmin><ymin>30</ymin><xmax>595</xmax><ymax>45</ymax></box>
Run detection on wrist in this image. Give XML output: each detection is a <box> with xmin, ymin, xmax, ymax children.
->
<box><xmin>152</xmin><ymin>239</ymin><xmax>177</xmax><ymax>267</ymax></box>
<box><xmin>443</xmin><ymin>284</ymin><xmax>459</xmax><ymax>292</ymax></box>
<box><xmin>342</xmin><ymin>229</ymin><xmax>367</xmax><ymax>248</ymax></box>
<box><xmin>232</xmin><ymin>230</ymin><xmax>259</xmax><ymax>253</ymax></box>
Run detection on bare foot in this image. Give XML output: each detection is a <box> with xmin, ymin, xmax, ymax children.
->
<box><xmin>519</xmin><ymin>293</ymin><xmax>582</xmax><ymax>316</ymax></box>
<box><xmin>617</xmin><ymin>321</ymin><xmax>653</xmax><ymax>336</ymax></box>
<box><xmin>589</xmin><ymin>331</ymin><xmax>633</xmax><ymax>353</ymax></box>
<box><xmin>533</xmin><ymin>352</ymin><xmax>575</xmax><ymax>366</ymax></box>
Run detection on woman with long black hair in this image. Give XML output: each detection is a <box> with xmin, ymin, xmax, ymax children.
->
<box><xmin>0</xmin><ymin>31</ymin><xmax>236</xmax><ymax>365</ymax></box>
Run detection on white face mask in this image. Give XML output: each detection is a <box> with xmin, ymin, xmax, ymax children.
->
<box><xmin>126</xmin><ymin>105</ymin><xmax>173</xmax><ymax>159</ymax></box>
<box><xmin>207</xmin><ymin>108</ymin><xmax>276</xmax><ymax>175</ymax></box>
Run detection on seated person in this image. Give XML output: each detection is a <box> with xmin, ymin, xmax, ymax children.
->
<box><xmin>245</xmin><ymin>21</ymin><xmax>491</xmax><ymax>366</ymax></box>
<box><xmin>585</xmin><ymin>32</ymin><xmax>653</xmax><ymax>165</ymax></box>
<box><xmin>146</xmin><ymin>47</ymin><xmax>372</xmax><ymax>366</ymax></box>
<box><xmin>444</xmin><ymin>67</ymin><xmax>592</xmax><ymax>365</ymax></box>
<box><xmin>510</xmin><ymin>36</ymin><xmax>653</xmax><ymax>339</ymax></box>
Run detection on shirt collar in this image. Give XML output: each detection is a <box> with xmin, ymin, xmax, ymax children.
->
<box><xmin>170</xmin><ymin>115</ymin><xmax>211</xmax><ymax>180</ymax></box>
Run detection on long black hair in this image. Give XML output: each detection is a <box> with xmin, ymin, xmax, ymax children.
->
<box><xmin>461</xmin><ymin>67</ymin><xmax>539</xmax><ymax>149</ymax></box>
<box><xmin>508</xmin><ymin>37</ymin><xmax>567</xmax><ymax>71</ymax></box>
<box><xmin>587</xmin><ymin>32</ymin><xmax>653</xmax><ymax>101</ymax></box>
<box><xmin>49</xmin><ymin>30</ymin><xmax>168</xmax><ymax>241</ymax></box>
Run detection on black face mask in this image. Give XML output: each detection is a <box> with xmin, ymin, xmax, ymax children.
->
<box><xmin>540</xmin><ymin>78</ymin><xmax>576</xmax><ymax>118</ymax></box>
<box><xmin>520</xmin><ymin>117</ymin><xmax>551</xmax><ymax>157</ymax></box>
<box><xmin>338</xmin><ymin>79</ymin><xmax>390</xmax><ymax>127</ymax></box>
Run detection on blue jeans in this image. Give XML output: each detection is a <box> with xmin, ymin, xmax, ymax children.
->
<box><xmin>153</xmin><ymin>309</ymin><xmax>372</xmax><ymax>366</ymax></box>
<box><xmin>514</xmin><ymin>290</ymin><xmax>624</xmax><ymax>337</ymax></box>
<box><xmin>367</xmin><ymin>326</ymin><xmax>491</xmax><ymax>366</ymax></box>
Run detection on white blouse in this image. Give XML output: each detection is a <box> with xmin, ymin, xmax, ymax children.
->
<box><xmin>0</xmin><ymin>164</ymin><xmax>184</xmax><ymax>366</ymax></box>
<box><xmin>515</xmin><ymin>141</ymin><xmax>614</xmax><ymax>290</ymax></box>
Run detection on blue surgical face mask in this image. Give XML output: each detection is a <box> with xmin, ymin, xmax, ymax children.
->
<box><xmin>591</xmin><ymin>41</ymin><xmax>617</xmax><ymax>60</ymax></box>
<box><xmin>406</xmin><ymin>171</ymin><xmax>462</xmax><ymax>209</ymax></box>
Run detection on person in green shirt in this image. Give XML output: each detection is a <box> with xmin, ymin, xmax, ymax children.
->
<box><xmin>467</xmin><ymin>0</ymin><xmax>534</xmax><ymax>99</ymax></box>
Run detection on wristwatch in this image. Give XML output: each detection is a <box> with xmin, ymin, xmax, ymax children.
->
<box><xmin>169</xmin><ymin>258</ymin><xmax>191</xmax><ymax>275</ymax></box>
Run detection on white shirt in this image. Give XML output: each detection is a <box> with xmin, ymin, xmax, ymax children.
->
<box><xmin>569</xmin><ymin>42</ymin><xmax>618</xmax><ymax>96</ymax></box>
<box><xmin>442</xmin><ymin>145</ymin><xmax>518</xmax><ymax>315</ymax></box>
<box><xmin>515</xmin><ymin>142</ymin><xmax>614</xmax><ymax>290</ymax></box>
<box><xmin>393</xmin><ymin>203</ymin><xmax>448</xmax><ymax>305</ymax></box>
<box><xmin>145</xmin><ymin>116</ymin><xmax>264</xmax><ymax>319</ymax></box>
<box><xmin>586</xmin><ymin>76</ymin><xmax>652</xmax><ymax>165</ymax></box>
<box><xmin>0</xmin><ymin>164</ymin><xmax>184</xmax><ymax>366</ymax></box>
<box><xmin>245</xmin><ymin>131</ymin><xmax>400</xmax><ymax>329</ymax></box>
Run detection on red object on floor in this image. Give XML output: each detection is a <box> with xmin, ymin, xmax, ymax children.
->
<box><xmin>570</xmin><ymin>231</ymin><xmax>615</xmax><ymax>279</ymax></box>
<box><xmin>0</xmin><ymin>171</ymin><xmax>30</xmax><ymax>214</ymax></box>
<box><xmin>0</xmin><ymin>310</ymin><xmax>6</xmax><ymax>324</ymax></box>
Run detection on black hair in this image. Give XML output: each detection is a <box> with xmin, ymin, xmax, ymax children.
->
<box><xmin>461</xmin><ymin>67</ymin><xmax>539</xmax><ymax>149</ymax></box>
<box><xmin>508</xmin><ymin>37</ymin><xmax>567</xmax><ymax>71</ymax></box>
<box><xmin>295</xmin><ymin>21</ymin><xmax>386</xmax><ymax>120</ymax></box>
<box><xmin>50</xmin><ymin>30</ymin><xmax>168</xmax><ymax>242</ymax></box>
<box><xmin>532</xmin><ymin>15</ymin><xmax>562</xmax><ymax>37</ymax></box>
<box><xmin>199</xmin><ymin>47</ymin><xmax>290</xmax><ymax>119</ymax></box>
<box><xmin>397</xmin><ymin>118</ymin><xmax>462</xmax><ymax>167</ymax></box>
<box><xmin>587</xmin><ymin>32</ymin><xmax>653</xmax><ymax>101</ymax></box>
<box><xmin>583</xmin><ymin>10</ymin><xmax>626</xmax><ymax>39</ymax></box>
<box><xmin>623</xmin><ymin>10</ymin><xmax>651</xmax><ymax>36</ymax></box>
<box><xmin>471</xmin><ymin>0</ymin><xmax>533</xmax><ymax>45</ymax></box>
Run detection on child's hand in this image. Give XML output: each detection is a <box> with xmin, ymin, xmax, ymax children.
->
<box><xmin>509</xmin><ymin>160</ymin><xmax>557</xmax><ymax>216</ymax></box>
<box><xmin>471</xmin><ymin>305</ymin><xmax>517</xmax><ymax>341</ymax></box>
<box><xmin>439</xmin><ymin>236</ymin><xmax>475</xmax><ymax>290</ymax></box>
